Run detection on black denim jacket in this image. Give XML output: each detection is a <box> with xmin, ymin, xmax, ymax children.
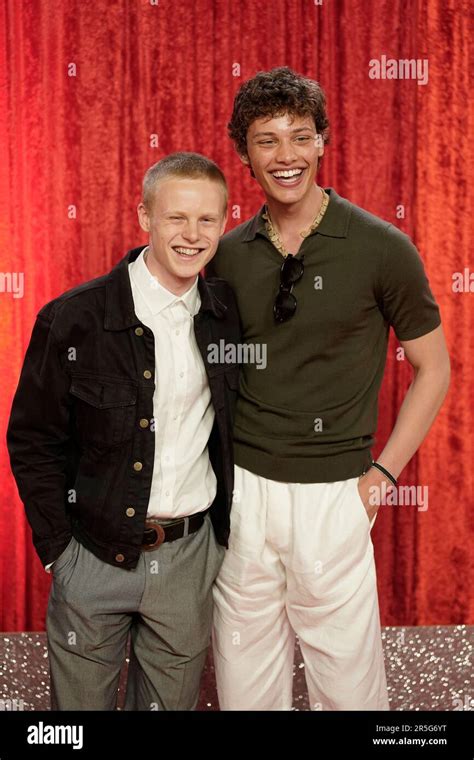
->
<box><xmin>6</xmin><ymin>246</ymin><xmax>241</xmax><ymax>569</ymax></box>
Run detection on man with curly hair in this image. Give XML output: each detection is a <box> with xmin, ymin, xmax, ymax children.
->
<box><xmin>206</xmin><ymin>67</ymin><xmax>450</xmax><ymax>711</ymax></box>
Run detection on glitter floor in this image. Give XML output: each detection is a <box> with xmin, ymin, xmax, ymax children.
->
<box><xmin>0</xmin><ymin>627</ymin><xmax>472</xmax><ymax>711</ymax></box>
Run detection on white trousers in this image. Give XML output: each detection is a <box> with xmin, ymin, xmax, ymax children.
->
<box><xmin>212</xmin><ymin>465</ymin><xmax>390</xmax><ymax>711</ymax></box>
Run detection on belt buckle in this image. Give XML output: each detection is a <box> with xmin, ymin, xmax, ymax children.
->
<box><xmin>142</xmin><ymin>522</ymin><xmax>166</xmax><ymax>551</ymax></box>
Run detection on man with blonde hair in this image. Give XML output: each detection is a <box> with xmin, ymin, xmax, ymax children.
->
<box><xmin>8</xmin><ymin>152</ymin><xmax>240</xmax><ymax>711</ymax></box>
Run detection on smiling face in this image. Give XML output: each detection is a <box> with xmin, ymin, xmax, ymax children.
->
<box><xmin>137</xmin><ymin>176</ymin><xmax>227</xmax><ymax>294</ymax></box>
<box><xmin>242</xmin><ymin>113</ymin><xmax>324</xmax><ymax>206</ymax></box>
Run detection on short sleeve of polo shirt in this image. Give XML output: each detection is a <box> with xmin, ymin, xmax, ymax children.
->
<box><xmin>378</xmin><ymin>224</ymin><xmax>441</xmax><ymax>341</ymax></box>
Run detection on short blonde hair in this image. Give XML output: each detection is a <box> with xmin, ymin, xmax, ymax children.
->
<box><xmin>142</xmin><ymin>152</ymin><xmax>228</xmax><ymax>213</ymax></box>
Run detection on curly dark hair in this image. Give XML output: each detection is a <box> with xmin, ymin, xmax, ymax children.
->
<box><xmin>228</xmin><ymin>67</ymin><xmax>330</xmax><ymax>159</ymax></box>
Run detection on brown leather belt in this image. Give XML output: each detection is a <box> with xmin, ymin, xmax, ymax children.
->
<box><xmin>141</xmin><ymin>509</ymin><xmax>208</xmax><ymax>551</ymax></box>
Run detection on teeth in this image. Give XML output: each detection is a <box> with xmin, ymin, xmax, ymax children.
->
<box><xmin>272</xmin><ymin>169</ymin><xmax>303</xmax><ymax>178</ymax></box>
<box><xmin>174</xmin><ymin>247</ymin><xmax>201</xmax><ymax>256</ymax></box>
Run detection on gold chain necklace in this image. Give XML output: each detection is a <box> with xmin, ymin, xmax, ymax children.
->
<box><xmin>263</xmin><ymin>187</ymin><xmax>330</xmax><ymax>258</ymax></box>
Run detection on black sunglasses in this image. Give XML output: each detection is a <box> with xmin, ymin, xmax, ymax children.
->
<box><xmin>273</xmin><ymin>254</ymin><xmax>305</xmax><ymax>323</ymax></box>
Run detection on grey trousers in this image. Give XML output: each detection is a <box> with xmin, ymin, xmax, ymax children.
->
<box><xmin>46</xmin><ymin>512</ymin><xmax>225</xmax><ymax>710</ymax></box>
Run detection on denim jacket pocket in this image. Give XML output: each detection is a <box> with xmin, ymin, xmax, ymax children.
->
<box><xmin>69</xmin><ymin>374</ymin><xmax>138</xmax><ymax>447</ymax></box>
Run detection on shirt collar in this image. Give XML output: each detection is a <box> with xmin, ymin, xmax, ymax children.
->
<box><xmin>104</xmin><ymin>246</ymin><xmax>227</xmax><ymax>331</ymax></box>
<box><xmin>129</xmin><ymin>246</ymin><xmax>200</xmax><ymax>316</ymax></box>
<box><xmin>241</xmin><ymin>187</ymin><xmax>352</xmax><ymax>243</ymax></box>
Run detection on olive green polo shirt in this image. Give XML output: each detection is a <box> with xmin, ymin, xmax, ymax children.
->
<box><xmin>206</xmin><ymin>187</ymin><xmax>441</xmax><ymax>483</ymax></box>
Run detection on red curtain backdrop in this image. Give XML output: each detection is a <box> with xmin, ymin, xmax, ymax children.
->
<box><xmin>0</xmin><ymin>0</ymin><xmax>472</xmax><ymax>631</ymax></box>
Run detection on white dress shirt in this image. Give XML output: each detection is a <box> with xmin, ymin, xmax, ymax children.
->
<box><xmin>128</xmin><ymin>247</ymin><xmax>216</xmax><ymax>519</ymax></box>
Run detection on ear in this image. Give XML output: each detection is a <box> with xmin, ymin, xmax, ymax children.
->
<box><xmin>137</xmin><ymin>202</ymin><xmax>151</xmax><ymax>233</ymax></box>
<box><xmin>316</xmin><ymin>133</ymin><xmax>324</xmax><ymax>158</ymax></box>
<box><xmin>219</xmin><ymin>210</ymin><xmax>228</xmax><ymax>236</ymax></box>
<box><xmin>239</xmin><ymin>153</ymin><xmax>250</xmax><ymax>166</ymax></box>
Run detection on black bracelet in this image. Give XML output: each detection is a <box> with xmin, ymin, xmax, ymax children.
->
<box><xmin>370</xmin><ymin>460</ymin><xmax>397</xmax><ymax>487</ymax></box>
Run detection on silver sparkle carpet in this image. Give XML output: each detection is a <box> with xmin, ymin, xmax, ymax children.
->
<box><xmin>0</xmin><ymin>627</ymin><xmax>472</xmax><ymax>711</ymax></box>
